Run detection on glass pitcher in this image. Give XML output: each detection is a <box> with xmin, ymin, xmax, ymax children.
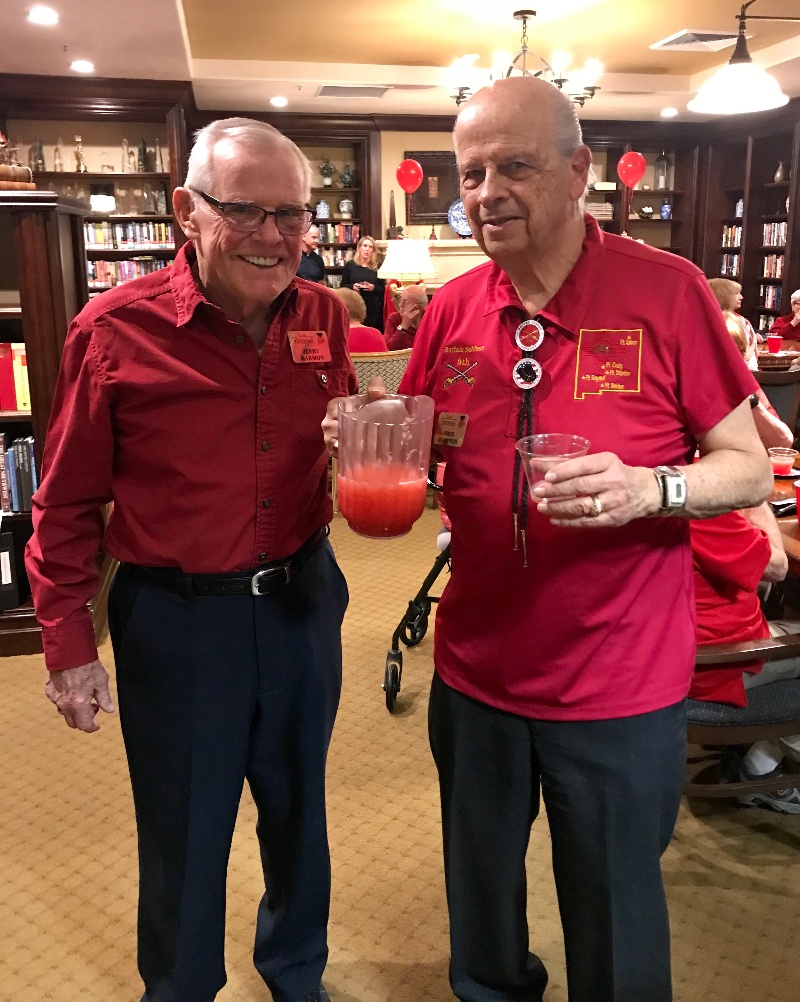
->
<box><xmin>337</xmin><ymin>393</ymin><xmax>435</xmax><ymax>538</ymax></box>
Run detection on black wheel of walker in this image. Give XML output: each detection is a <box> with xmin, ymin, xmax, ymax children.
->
<box><xmin>384</xmin><ymin>654</ymin><xmax>402</xmax><ymax>712</ymax></box>
<box><xmin>399</xmin><ymin>600</ymin><xmax>431</xmax><ymax>648</ymax></box>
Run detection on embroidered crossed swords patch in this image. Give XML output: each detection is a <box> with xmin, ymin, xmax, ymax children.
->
<box><xmin>444</xmin><ymin>361</ymin><xmax>477</xmax><ymax>388</ymax></box>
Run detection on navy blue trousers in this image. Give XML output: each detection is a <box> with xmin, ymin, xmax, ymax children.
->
<box><xmin>428</xmin><ymin>672</ymin><xmax>687</xmax><ymax>1002</ymax></box>
<box><xmin>109</xmin><ymin>541</ymin><xmax>348</xmax><ymax>1002</ymax></box>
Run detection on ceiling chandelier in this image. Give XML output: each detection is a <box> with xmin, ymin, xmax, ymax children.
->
<box><xmin>450</xmin><ymin>9</ymin><xmax>603</xmax><ymax>108</ymax></box>
<box><xmin>688</xmin><ymin>1</ymin><xmax>797</xmax><ymax>115</ymax></box>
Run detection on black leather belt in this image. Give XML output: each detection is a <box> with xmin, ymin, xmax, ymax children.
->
<box><xmin>124</xmin><ymin>527</ymin><xmax>327</xmax><ymax>598</ymax></box>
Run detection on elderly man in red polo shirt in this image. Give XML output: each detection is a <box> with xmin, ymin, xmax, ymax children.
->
<box><xmin>384</xmin><ymin>283</ymin><xmax>429</xmax><ymax>350</ymax></box>
<box><xmin>26</xmin><ymin>118</ymin><xmax>355</xmax><ymax>1002</ymax></box>
<box><xmin>325</xmin><ymin>76</ymin><xmax>771</xmax><ymax>1002</ymax></box>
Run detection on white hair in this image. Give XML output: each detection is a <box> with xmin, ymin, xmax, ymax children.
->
<box><xmin>791</xmin><ymin>289</ymin><xmax>800</xmax><ymax>305</ymax></box>
<box><xmin>185</xmin><ymin>117</ymin><xmax>312</xmax><ymax>199</ymax></box>
<box><xmin>549</xmin><ymin>84</ymin><xmax>584</xmax><ymax>157</ymax></box>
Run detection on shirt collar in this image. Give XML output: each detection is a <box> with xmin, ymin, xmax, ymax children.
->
<box><xmin>171</xmin><ymin>241</ymin><xmax>299</xmax><ymax>329</ymax></box>
<box><xmin>483</xmin><ymin>215</ymin><xmax>605</xmax><ymax>337</ymax></box>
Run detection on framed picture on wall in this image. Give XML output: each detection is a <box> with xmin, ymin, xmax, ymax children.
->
<box><xmin>405</xmin><ymin>151</ymin><xmax>460</xmax><ymax>224</ymax></box>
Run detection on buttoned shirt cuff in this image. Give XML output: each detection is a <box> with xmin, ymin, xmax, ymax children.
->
<box><xmin>41</xmin><ymin>613</ymin><xmax>99</xmax><ymax>673</ymax></box>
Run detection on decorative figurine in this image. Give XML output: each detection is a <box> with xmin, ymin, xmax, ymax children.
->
<box><xmin>74</xmin><ymin>135</ymin><xmax>87</xmax><ymax>173</ymax></box>
<box><xmin>338</xmin><ymin>198</ymin><xmax>353</xmax><ymax>219</ymax></box>
<box><xmin>429</xmin><ymin>224</ymin><xmax>437</xmax><ymax>241</ymax></box>
<box><xmin>53</xmin><ymin>137</ymin><xmax>64</xmax><ymax>172</ymax></box>
<box><xmin>137</xmin><ymin>140</ymin><xmax>149</xmax><ymax>173</ymax></box>
<box><xmin>29</xmin><ymin>139</ymin><xmax>45</xmax><ymax>173</ymax></box>
<box><xmin>319</xmin><ymin>159</ymin><xmax>336</xmax><ymax>187</ymax></box>
<box><xmin>155</xmin><ymin>139</ymin><xmax>164</xmax><ymax>173</ymax></box>
<box><xmin>660</xmin><ymin>199</ymin><xmax>672</xmax><ymax>220</ymax></box>
<box><xmin>127</xmin><ymin>148</ymin><xmax>136</xmax><ymax>173</ymax></box>
<box><xmin>340</xmin><ymin>163</ymin><xmax>354</xmax><ymax>187</ymax></box>
<box><xmin>121</xmin><ymin>138</ymin><xmax>130</xmax><ymax>173</ymax></box>
<box><xmin>156</xmin><ymin>184</ymin><xmax>168</xmax><ymax>215</ymax></box>
<box><xmin>774</xmin><ymin>161</ymin><xmax>787</xmax><ymax>183</ymax></box>
<box><xmin>735</xmin><ymin>197</ymin><xmax>744</xmax><ymax>218</ymax></box>
<box><xmin>639</xmin><ymin>205</ymin><xmax>654</xmax><ymax>219</ymax></box>
<box><xmin>315</xmin><ymin>199</ymin><xmax>331</xmax><ymax>219</ymax></box>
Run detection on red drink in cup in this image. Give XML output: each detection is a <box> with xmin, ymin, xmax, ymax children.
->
<box><xmin>767</xmin><ymin>334</ymin><xmax>782</xmax><ymax>354</ymax></box>
<box><xmin>337</xmin><ymin>393</ymin><xmax>434</xmax><ymax>538</ymax></box>
<box><xmin>769</xmin><ymin>447</ymin><xmax>797</xmax><ymax>476</ymax></box>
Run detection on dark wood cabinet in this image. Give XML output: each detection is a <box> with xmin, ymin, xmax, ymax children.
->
<box><xmin>0</xmin><ymin>191</ymin><xmax>89</xmax><ymax>653</ymax></box>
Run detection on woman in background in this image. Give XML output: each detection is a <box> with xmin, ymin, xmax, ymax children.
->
<box><xmin>334</xmin><ymin>288</ymin><xmax>386</xmax><ymax>353</ymax></box>
<box><xmin>342</xmin><ymin>236</ymin><xmax>385</xmax><ymax>332</ymax></box>
<box><xmin>708</xmin><ymin>278</ymin><xmax>762</xmax><ymax>370</ymax></box>
<box><xmin>769</xmin><ymin>289</ymin><xmax>800</xmax><ymax>339</ymax></box>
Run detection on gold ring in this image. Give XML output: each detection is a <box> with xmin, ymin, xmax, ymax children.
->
<box><xmin>589</xmin><ymin>494</ymin><xmax>603</xmax><ymax>518</ymax></box>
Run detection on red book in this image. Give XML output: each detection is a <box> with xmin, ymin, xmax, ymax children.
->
<box><xmin>0</xmin><ymin>344</ymin><xmax>16</xmax><ymax>410</ymax></box>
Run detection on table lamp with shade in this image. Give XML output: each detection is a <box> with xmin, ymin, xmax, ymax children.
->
<box><xmin>377</xmin><ymin>239</ymin><xmax>437</xmax><ymax>284</ymax></box>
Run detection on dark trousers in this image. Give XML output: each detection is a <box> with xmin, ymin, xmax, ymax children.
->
<box><xmin>428</xmin><ymin>672</ymin><xmax>687</xmax><ymax>1002</ymax></box>
<box><xmin>109</xmin><ymin>541</ymin><xmax>348</xmax><ymax>1002</ymax></box>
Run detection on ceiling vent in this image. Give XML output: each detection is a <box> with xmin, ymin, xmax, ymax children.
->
<box><xmin>317</xmin><ymin>85</ymin><xmax>389</xmax><ymax>99</ymax></box>
<box><xmin>650</xmin><ymin>29</ymin><xmax>742</xmax><ymax>52</ymax></box>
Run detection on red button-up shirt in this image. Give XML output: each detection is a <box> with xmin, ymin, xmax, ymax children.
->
<box><xmin>26</xmin><ymin>244</ymin><xmax>356</xmax><ymax>671</ymax></box>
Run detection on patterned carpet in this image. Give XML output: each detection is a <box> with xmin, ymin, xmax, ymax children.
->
<box><xmin>2</xmin><ymin>509</ymin><xmax>799</xmax><ymax>1001</ymax></box>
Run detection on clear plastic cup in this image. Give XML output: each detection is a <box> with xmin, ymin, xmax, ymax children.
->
<box><xmin>768</xmin><ymin>446</ymin><xmax>797</xmax><ymax>476</ymax></box>
<box><xmin>767</xmin><ymin>334</ymin><xmax>782</xmax><ymax>354</ymax></box>
<box><xmin>337</xmin><ymin>393</ymin><xmax>435</xmax><ymax>538</ymax></box>
<box><xmin>515</xmin><ymin>433</ymin><xmax>591</xmax><ymax>495</ymax></box>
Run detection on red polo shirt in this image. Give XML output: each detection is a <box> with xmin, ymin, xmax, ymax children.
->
<box><xmin>690</xmin><ymin>513</ymin><xmax>770</xmax><ymax>707</ymax></box>
<box><xmin>384</xmin><ymin>313</ymin><xmax>416</xmax><ymax>351</ymax></box>
<box><xmin>26</xmin><ymin>243</ymin><xmax>356</xmax><ymax>672</ymax></box>
<box><xmin>400</xmin><ymin>217</ymin><xmax>757</xmax><ymax>720</ymax></box>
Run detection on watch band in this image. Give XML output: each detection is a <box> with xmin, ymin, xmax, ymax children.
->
<box><xmin>652</xmin><ymin>465</ymin><xmax>687</xmax><ymax>514</ymax></box>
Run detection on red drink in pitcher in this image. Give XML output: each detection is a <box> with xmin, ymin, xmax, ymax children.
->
<box><xmin>338</xmin><ymin>463</ymin><xmax>428</xmax><ymax>538</ymax></box>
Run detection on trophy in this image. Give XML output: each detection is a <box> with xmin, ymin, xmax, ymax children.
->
<box><xmin>74</xmin><ymin>136</ymin><xmax>88</xmax><ymax>173</ymax></box>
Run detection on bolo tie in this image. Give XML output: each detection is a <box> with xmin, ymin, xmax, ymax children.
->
<box><xmin>511</xmin><ymin>316</ymin><xmax>546</xmax><ymax>570</ymax></box>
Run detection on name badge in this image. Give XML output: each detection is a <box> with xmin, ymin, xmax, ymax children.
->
<box><xmin>289</xmin><ymin>330</ymin><xmax>332</xmax><ymax>364</ymax></box>
<box><xmin>434</xmin><ymin>412</ymin><xmax>469</xmax><ymax>447</ymax></box>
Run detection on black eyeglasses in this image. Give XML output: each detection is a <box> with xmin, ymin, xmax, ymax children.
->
<box><xmin>189</xmin><ymin>189</ymin><xmax>314</xmax><ymax>236</ymax></box>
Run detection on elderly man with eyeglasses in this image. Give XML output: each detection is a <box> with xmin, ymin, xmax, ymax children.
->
<box><xmin>26</xmin><ymin>117</ymin><xmax>355</xmax><ymax>1002</ymax></box>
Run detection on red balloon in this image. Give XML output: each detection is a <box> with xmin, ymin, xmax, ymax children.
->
<box><xmin>396</xmin><ymin>158</ymin><xmax>423</xmax><ymax>194</ymax></box>
<box><xmin>617</xmin><ymin>151</ymin><xmax>647</xmax><ymax>189</ymax></box>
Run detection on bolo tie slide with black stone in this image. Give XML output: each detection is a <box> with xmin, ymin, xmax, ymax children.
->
<box><xmin>511</xmin><ymin>317</ymin><xmax>546</xmax><ymax>569</ymax></box>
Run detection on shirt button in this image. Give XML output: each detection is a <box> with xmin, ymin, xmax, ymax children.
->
<box><xmin>235</xmin><ymin>334</ymin><xmax>245</xmax><ymax>345</ymax></box>
<box><xmin>261</xmin><ymin>441</ymin><xmax>270</xmax><ymax>451</ymax></box>
<box><xmin>262</xmin><ymin>499</ymin><xmax>271</xmax><ymax>508</ymax></box>
<box><xmin>258</xmin><ymin>552</ymin><xmax>267</xmax><ymax>561</ymax></box>
<box><xmin>260</xmin><ymin>385</ymin><xmax>267</xmax><ymax>395</ymax></box>
<box><xmin>319</xmin><ymin>372</ymin><xmax>328</xmax><ymax>385</ymax></box>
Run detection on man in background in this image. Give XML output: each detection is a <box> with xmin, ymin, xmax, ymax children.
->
<box><xmin>27</xmin><ymin>117</ymin><xmax>354</xmax><ymax>1002</ymax></box>
<box><xmin>297</xmin><ymin>222</ymin><xmax>326</xmax><ymax>283</ymax></box>
<box><xmin>384</xmin><ymin>283</ymin><xmax>428</xmax><ymax>349</ymax></box>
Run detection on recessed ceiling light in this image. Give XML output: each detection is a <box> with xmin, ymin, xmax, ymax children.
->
<box><xmin>28</xmin><ymin>5</ymin><xmax>59</xmax><ymax>25</ymax></box>
<box><xmin>660</xmin><ymin>107</ymin><xmax>679</xmax><ymax>118</ymax></box>
<box><xmin>269</xmin><ymin>96</ymin><xmax>289</xmax><ymax>109</ymax></box>
<box><xmin>70</xmin><ymin>59</ymin><xmax>95</xmax><ymax>74</ymax></box>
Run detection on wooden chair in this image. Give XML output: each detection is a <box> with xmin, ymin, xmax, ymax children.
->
<box><xmin>351</xmin><ymin>348</ymin><xmax>413</xmax><ymax>393</ymax></box>
<box><xmin>685</xmin><ymin>633</ymin><xmax>800</xmax><ymax>798</ymax></box>
<box><xmin>754</xmin><ymin>368</ymin><xmax>800</xmax><ymax>437</ymax></box>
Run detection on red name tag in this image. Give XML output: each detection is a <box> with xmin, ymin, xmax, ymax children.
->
<box><xmin>289</xmin><ymin>330</ymin><xmax>332</xmax><ymax>364</ymax></box>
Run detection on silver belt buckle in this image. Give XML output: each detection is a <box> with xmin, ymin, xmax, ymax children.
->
<box><xmin>250</xmin><ymin>564</ymin><xmax>291</xmax><ymax>595</ymax></box>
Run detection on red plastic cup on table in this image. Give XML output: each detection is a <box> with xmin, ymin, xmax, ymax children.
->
<box><xmin>515</xmin><ymin>433</ymin><xmax>591</xmax><ymax>497</ymax></box>
<box><xmin>767</xmin><ymin>334</ymin><xmax>782</xmax><ymax>354</ymax></box>
<box><xmin>337</xmin><ymin>393</ymin><xmax>434</xmax><ymax>538</ymax></box>
<box><xmin>768</xmin><ymin>446</ymin><xmax>797</xmax><ymax>476</ymax></box>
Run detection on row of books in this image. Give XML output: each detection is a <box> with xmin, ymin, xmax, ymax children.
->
<box><xmin>762</xmin><ymin>221</ymin><xmax>787</xmax><ymax>247</ymax></box>
<box><xmin>0</xmin><ymin>436</ymin><xmax>38</xmax><ymax>513</ymax></box>
<box><xmin>316</xmin><ymin>223</ymin><xmax>360</xmax><ymax>244</ymax></box>
<box><xmin>758</xmin><ymin>285</ymin><xmax>783</xmax><ymax>310</ymax></box>
<box><xmin>87</xmin><ymin>257</ymin><xmax>173</xmax><ymax>289</ymax></box>
<box><xmin>84</xmin><ymin>220</ymin><xmax>175</xmax><ymax>250</ymax></box>
<box><xmin>719</xmin><ymin>253</ymin><xmax>740</xmax><ymax>278</ymax></box>
<box><xmin>761</xmin><ymin>254</ymin><xmax>784</xmax><ymax>279</ymax></box>
<box><xmin>320</xmin><ymin>248</ymin><xmax>355</xmax><ymax>267</ymax></box>
<box><xmin>0</xmin><ymin>343</ymin><xmax>30</xmax><ymax>412</ymax></box>
<box><xmin>720</xmin><ymin>224</ymin><xmax>742</xmax><ymax>249</ymax></box>
<box><xmin>586</xmin><ymin>202</ymin><xmax>614</xmax><ymax>219</ymax></box>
